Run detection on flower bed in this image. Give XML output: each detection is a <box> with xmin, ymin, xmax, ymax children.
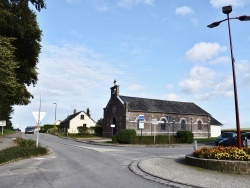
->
<box><xmin>193</xmin><ymin>146</ymin><xmax>250</xmax><ymax>161</ymax></box>
<box><xmin>185</xmin><ymin>146</ymin><xmax>250</xmax><ymax>175</ymax></box>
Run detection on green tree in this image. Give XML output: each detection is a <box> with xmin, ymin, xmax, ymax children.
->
<box><xmin>0</xmin><ymin>0</ymin><xmax>46</xmax><ymax>127</ymax></box>
<box><xmin>96</xmin><ymin>118</ymin><xmax>103</xmax><ymax>127</ymax></box>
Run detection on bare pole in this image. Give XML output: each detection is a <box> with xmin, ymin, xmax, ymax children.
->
<box><xmin>36</xmin><ymin>95</ymin><xmax>41</xmax><ymax>147</ymax></box>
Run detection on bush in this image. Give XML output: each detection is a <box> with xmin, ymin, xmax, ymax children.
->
<box><xmin>0</xmin><ymin>147</ymin><xmax>47</xmax><ymax>164</ymax></box>
<box><xmin>176</xmin><ymin>130</ymin><xmax>193</xmax><ymax>143</ymax></box>
<box><xmin>93</xmin><ymin>126</ymin><xmax>102</xmax><ymax>136</ymax></box>
<box><xmin>112</xmin><ymin>135</ymin><xmax>118</xmax><ymax>143</ymax></box>
<box><xmin>15</xmin><ymin>138</ymin><xmax>37</xmax><ymax>147</ymax></box>
<box><xmin>116</xmin><ymin>129</ymin><xmax>136</xmax><ymax>144</ymax></box>
<box><xmin>77</xmin><ymin>126</ymin><xmax>90</xmax><ymax>136</ymax></box>
<box><xmin>193</xmin><ymin>146</ymin><xmax>250</xmax><ymax>161</ymax></box>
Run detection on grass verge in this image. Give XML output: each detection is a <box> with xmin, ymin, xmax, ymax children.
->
<box><xmin>0</xmin><ymin>138</ymin><xmax>48</xmax><ymax>165</ymax></box>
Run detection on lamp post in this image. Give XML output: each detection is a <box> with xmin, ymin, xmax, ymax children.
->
<box><xmin>207</xmin><ymin>5</ymin><xmax>250</xmax><ymax>149</ymax></box>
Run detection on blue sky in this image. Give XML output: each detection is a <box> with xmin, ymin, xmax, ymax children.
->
<box><xmin>12</xmin><ymin>0</ymin><xmax>250</xmax><ymax>131</ymax></box>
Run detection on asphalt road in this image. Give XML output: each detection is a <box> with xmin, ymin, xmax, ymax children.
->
<box><xmin>0</xmin><ymin>133</ymin><xmax>194</xmax><ymax>188</ymax></box>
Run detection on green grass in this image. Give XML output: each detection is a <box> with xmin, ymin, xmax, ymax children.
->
<box><xmin>0</xmin><ymin>129</ymin><xmax>15</xmax><ymax>137</ymax></box>
<box><xmin>0</xmin><ymin>138</ymin><xmax>48</xmax><ymax>165</ymax></box>
<box><xmin>0</xmin><ymin>146</ymin><xmax>48</xmax><ymax>164</ymax></box>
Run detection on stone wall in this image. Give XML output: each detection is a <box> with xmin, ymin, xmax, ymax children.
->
<box><xmin>186</xmin><ymin>155</ymin><xmax>250</xmax><ymax>175</ymax></box>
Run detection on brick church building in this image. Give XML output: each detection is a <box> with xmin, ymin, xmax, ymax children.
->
<box><xmin>103</xmin><ymin>83</ymin><xmax>222</xmax><ymax>138</ymax></box>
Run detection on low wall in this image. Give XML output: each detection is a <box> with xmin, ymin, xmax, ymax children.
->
<box><xmin>186</xmin><ymin>155</ymin><xmax>250</xmax><ymax>175</ymax></box>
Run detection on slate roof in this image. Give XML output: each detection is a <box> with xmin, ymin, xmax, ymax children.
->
<box><xmin>60</xmin><ymin>111</ymin><xmax>96</xmax><ymax>124</ymax></box>
<box><xmin>60</xmin><ymin>111</ymin><xmax>82</xmax><ymax>124</ymax></box>
<box><xmin>119</xmin><ymin>96</ymin><xmax>210</xmax><ymax>115</ymax></box>
<box><xmin>210</xmin><ymin>116</ymin><xmax>222</xmax><ymax>125</ymax></box>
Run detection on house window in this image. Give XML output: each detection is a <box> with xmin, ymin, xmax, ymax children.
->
<box><xmin>181</xmin><ymin>119</ymin><xmax>186</xmax><ymax>130</ymax></box>
<box><xmin>83</xmin><ymin>124</ymin><xmax>86</xmax><ymax>128</ymax></box>
<box><xmin>198</xmin><ymin>121</ymin><xmax>202</xmax><ymax>130</ymax></box>
<box><xmin>81</xmin><ymin>115</ymin><xmax>84</xmax><ymax>120</ymax></box>
<box><xmin>161</xmin><ymin>120</ymin><xmax>166</xmax><ymax>130</ymax></box>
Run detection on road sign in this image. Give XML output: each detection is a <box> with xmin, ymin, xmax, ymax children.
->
<box><xmin>111</xmin><ymin>124</ymin><xmax>115</xmax><ymax>127</ymax></box>
<box><xmin>32</xmin><ymin>112</ymin><xmax>46</xmax><ymax>123</ymax></box>
<box><xmin>139</xmin><ymin>122</ymin><xmax>144</xmax><ymax>129</ymax></box>
<box><xmin>0</xmin><ymin>121</ymin><xmax>6</xmax><ymax>127</ymax></box>
<box><xmin>138</xmin><ymin>115</ymin><xmax>144</xmax><ymax>121</ymax></box>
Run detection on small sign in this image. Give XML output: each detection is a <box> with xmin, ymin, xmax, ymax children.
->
<box><xmin>32</xmin><ymin>112</ymin><xmax>46</xmax><ymax>123</ymax></box>
<box><xmin>138</xmin><ymin>115</ymin><xmax>144</xmax><ymax>121</ymax></box>
<box><xmin>111</xmin><ymin>124</ymin><xmax>115</xmax><ymax>127</ymax></box>
<box><xmin>151</xmin><ymin>118</ymin><xmax>158</xmax><ymax>125</ymax></box>
<box><xmin>139</xmin><ymin>122</ymin><xmax>144</xmax><ymax>129</ymax></box>
<box><xmin>0</xmin><ymin>121</ymin><xmax>6</xmax><ymax>127</ymax></box>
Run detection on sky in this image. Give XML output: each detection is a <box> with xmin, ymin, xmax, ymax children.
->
<box><xmin>11</xmin><ymin>0</ymin><xmax>250</xmax><ymax>131</ymax></box>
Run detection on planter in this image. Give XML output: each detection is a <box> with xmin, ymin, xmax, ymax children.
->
<box><xmin>185</xmin><ymin>154</ymin><xmax>250</xmax><ymax>175</ymax></box>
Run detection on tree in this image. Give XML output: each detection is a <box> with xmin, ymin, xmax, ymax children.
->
<box><xmin>86</xmin><ymin>108</ymin><xmax>91</xmax><ymax>117</ymax></box>
<box><xmin>0</xmin><ymin>0</ymin><xmax>46</xmax><ymax>127</ymax></box>
<box><xmin>96</xmin><ymin>118</ymin><xmax>103</xmax><ymax>127</ymax></box>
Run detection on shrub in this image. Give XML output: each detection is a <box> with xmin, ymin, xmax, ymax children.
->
<box><xmin>77</xmin><ymin>126</ymin><xmax>90</xmax><ymax>136</ymax></box>
<box><xmin>116</xmin><ymin>129</ymin><xmax>136</xmax><ymax>144</ymax></box>
<box><xmin>15</xmin><ymin>138</ymin><xmax>37</xmax><ymax>147</ymax></box>
<box><xmin>112</xmin><ymin>135</ymin><xmax>118</xmax><ymax>143</ymax></box>
<box><xmin>0</xmin><ymin>147</ymin><xmax>47</xmax><ymax>164</ymax></box>
<box><xmin>176</xmin><ymin>130</ymin><xmax>193</xmax><ymax>143</ymax></box>
<box><xmin>193</xmin><ymin>146</ymin><xmax>250</xmax><ymax>161</ymax></box>
<box><xmin>93</xmin><ymin>126</ymin><xmax>103</xmax><ymax>136</ymax></box>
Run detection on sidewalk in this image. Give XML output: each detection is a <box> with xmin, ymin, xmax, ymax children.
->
<box><xmin>0</xmin><ymin>131</ymin><xmax>22</xmax><ymax>150</ymax></box>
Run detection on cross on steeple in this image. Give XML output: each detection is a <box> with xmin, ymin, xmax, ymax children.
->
<box><xmin>113</xmin><ymin>79</ymin><xmax>116</xmax><ymax>86</ymax></box>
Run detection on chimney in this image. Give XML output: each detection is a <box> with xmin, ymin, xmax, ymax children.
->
<box><xmin>73</xmin><ymin>109</ymin><xmax>76</xmax><ymax>114</ymax></box>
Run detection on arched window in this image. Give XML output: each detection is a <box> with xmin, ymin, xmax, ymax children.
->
<box><xmin>198</xmin><ymin>120</ymin><xmax>202</xmax><ymax>130</ymax></box>
<box><xmin>161</xmin><ymin>119</ymin><xmax>166</xmax><ymax>130</ymax></box>
<box><xmin>181</xmin><ymin>119</ymin><xmax>186</xmax><ymax>130</ymax></box>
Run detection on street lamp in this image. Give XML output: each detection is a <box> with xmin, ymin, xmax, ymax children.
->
<box><xmin>53</xmin><ymin>103</ymin><xmax>57</xmax><ymax>123</ymax></box>
<box><xmin>207</xmin><ymin>5</ymin><xmax>250</xmax><ymax>149</ymax></box>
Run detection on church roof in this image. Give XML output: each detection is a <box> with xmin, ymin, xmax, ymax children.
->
<box><xmin>119</xmin><ymin>95</ymin><xmax>209</xmax><ymax>115</ymax></box>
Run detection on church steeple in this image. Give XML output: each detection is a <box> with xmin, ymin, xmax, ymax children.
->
<box><xmin>110</xmin><ymin>80</ymin><xmax>119</xmax><ymax>96</ymax></box>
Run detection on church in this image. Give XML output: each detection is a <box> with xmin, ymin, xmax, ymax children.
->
<box><xmin>103</xmin><ymin>83</ymin><xmax>222</xmax><ymax>138</ymax></box>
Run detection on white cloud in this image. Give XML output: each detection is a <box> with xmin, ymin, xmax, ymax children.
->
<box><xmin>164</xmin><ymin>93</ymin><xmax>180</xmax><ymax>101</ymax></box>
<box><xmin>189</xmin><ymin>66</ymin><xmax>215</xmax><ymax>80</ymax></box>
<box><xmin>179</xmin><ymin>79</ymin><xmax>203</xmax><ymax>94</ymax></box>
<box><xmin>179</xmin><ymin>66</ymin><xmax>215</xmax><ymax>94</ymax></box>
<box><xmin>166</xmin><ymin>84</ymin><xmax>173</xmax><ymax>89</ymax></box>
<box><xmin>33</xmin><ymin>41</ymin><xmax>125</xmax><ymax>117</ymax></box>
<box><xmin>195</xmin><ymin>93</ymin><xmax>213</xmax><ymax>101</ymax></box>
<box><xmin>186</xmin><ymin>42</ymin><xmax>227</xmax><ymax>63</ymax></box>
<box><xmin>129</xmin><ymin>84</ymin><xmax>145</xmax><ymax>90</ymax></box>
<box><xmin>209</xmin><ymin>56</ymin><xmax>230</xmax><ymax>64</ymax></box>
<box><xmin>212</xmin><ymin>76</ymin><xmax>234</xmax><ymax>97</ymax></box>
<box><xmin>243</xmin><ymin>74</ymin><xmax>250</xmax><ymax>87</ymax></box>
<box><xmin>117</xmin><ymin>0</ymin><xmax>154</xmax><ymax>9</ymax></box>
<box><xmin>236</xmin><ymin>60</ymin><xmax>250</xmax><ymax>73</ymax></box>
<box><xmin>175</xmin><ymin>6</ymin><xmax>194</xmax><ymax>16</ymax></box>
<box><xmin>210</xmin><ymin>0</ymin><xmax>248</xmax><ymax>8</ymax></box>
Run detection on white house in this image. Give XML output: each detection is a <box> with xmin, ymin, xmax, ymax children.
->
<box><xmin>60</xmin><ymin>110</ymin><xmax>96</xmax><ymax>133</ymax></box>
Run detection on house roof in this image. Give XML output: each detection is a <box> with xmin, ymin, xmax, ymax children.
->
<box><xmin>119</xmin><ymin>96</ymin><xmax>210</xmax><ymax>115</ymax></box>
<box><xmin>60</xmin><ymin>111</ymin><xmax>82</xmax><ymax>124</ymax></box>
<box><xmin>60</xmin><ymin>111</ymin><xmax>96</xmax><ymax>124</ymax></box>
